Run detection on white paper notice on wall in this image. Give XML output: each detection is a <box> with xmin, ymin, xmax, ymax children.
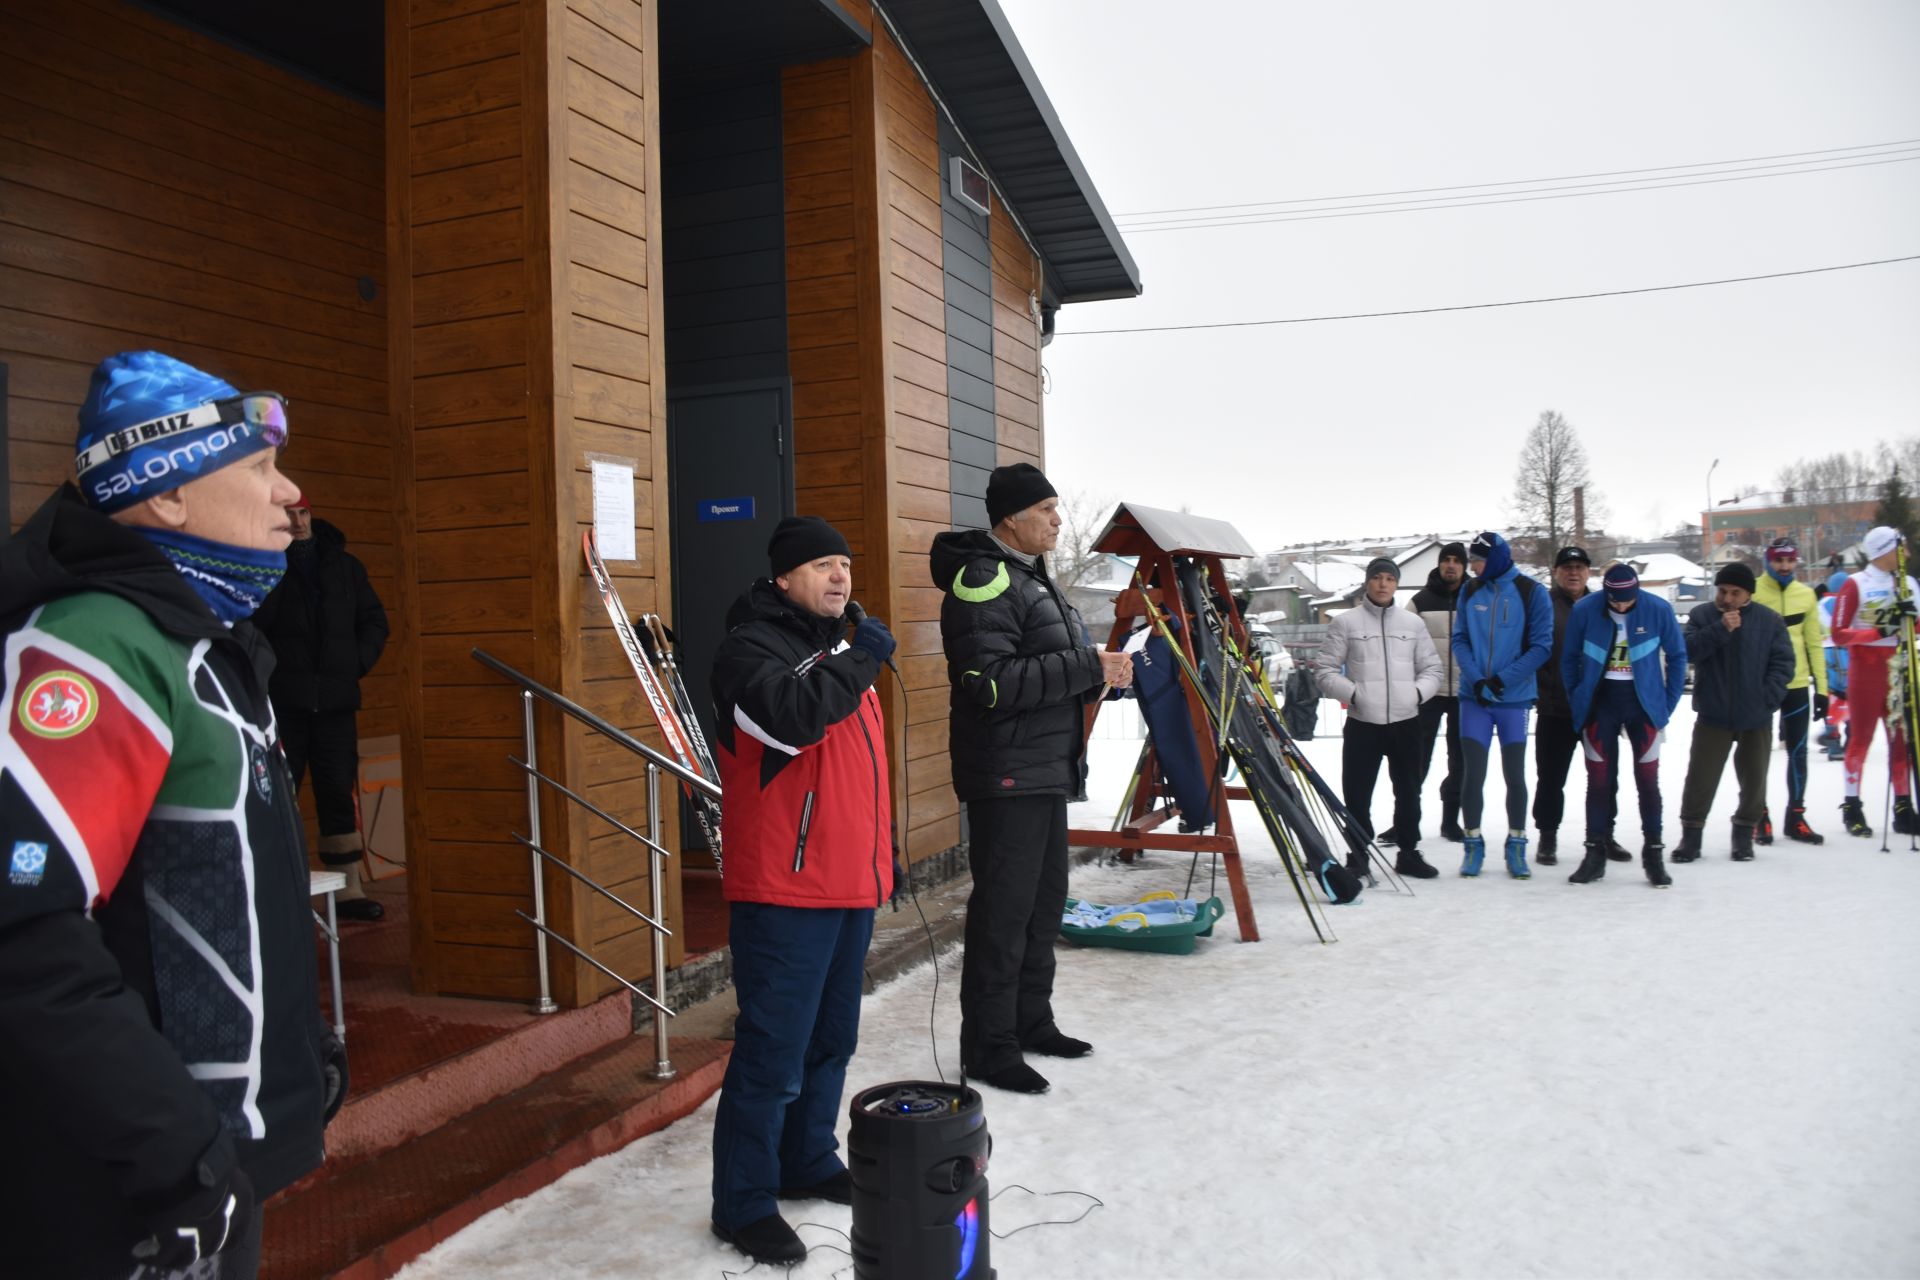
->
<box><xmin>590</xmin><ymin>459</ymin><xmax>636</xmax><ymax>561</ymax></box>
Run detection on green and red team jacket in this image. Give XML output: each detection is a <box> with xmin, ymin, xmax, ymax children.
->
<box><xmin>0</xmin><ymin>486</ymin><xmax>337</xmax><ymax>1278</ymax></box>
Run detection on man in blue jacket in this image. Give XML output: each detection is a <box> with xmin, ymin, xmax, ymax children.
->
<box><xmin>1449</xmin><ymin>532</ymin><xmax>1555</xmax><ymax>878</ymax></box>
<box><xmin>1559</xmin><ymin>563</ymin><xmax>1689</xmax><ymax>886</ymax></box>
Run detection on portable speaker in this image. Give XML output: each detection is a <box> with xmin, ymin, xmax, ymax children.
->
<box><xmin>847</xmin><ymin>1081</ymin><xmax>993</xmax><ymax>1279</ymax></box>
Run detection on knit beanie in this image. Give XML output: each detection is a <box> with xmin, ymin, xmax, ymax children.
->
<box><xmin>74</xmin><ymin>351</ymin><xmax>287</xmax><ymax>513</ymax></box>
<box><xmin>767</xmin><ymin>515</ymin><xmax>851</xmax><ymax>576</ymax></box>
<box><xmin>1715</xmin><ymin>562</ymin><xmax>1757</xmax><ymax>593</ymax></box>
<box><xmin>1364</xmin><ymin>557</ymin><xmax>1399</xmax><ymax>582</ymax></box>
<box><xmin>1438</xmin><ymin>541</ymin><xmax>1467</xmax><ymax>565</ymax></box>
<box><xmin>985</xmin><ymin>463</ymin><xmax>1057</xmax><ymax>527</ymax></box>
<box><xmin>1603</xmin><ymin>563</ymin><xmax>1639</xmax><ymax>604</ymax></box>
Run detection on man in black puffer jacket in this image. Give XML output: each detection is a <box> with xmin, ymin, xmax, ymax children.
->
<box><xmin>253</xmin><ymin>499</ymin><xmax>389</xmax><ymax>919</ymax></box>
<box><xmin>933</xmin><ymin>465</ymin><xmax>1132</xmax><ymax>1096</ymax></box>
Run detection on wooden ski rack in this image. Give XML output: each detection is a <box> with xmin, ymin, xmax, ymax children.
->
<box><xmin>1066</xmin><ymin>503</ymin><xmax>1265</xmax><ymax>941</ymax></box>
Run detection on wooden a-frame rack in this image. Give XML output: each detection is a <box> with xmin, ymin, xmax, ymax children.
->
<box><xmin>1066</xmin><ymin>502</ymin><xmax>1267</xmax><ymax>941</ymax></box>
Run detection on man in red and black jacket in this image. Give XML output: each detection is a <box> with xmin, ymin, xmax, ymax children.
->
<box><xmin>707</xmin><ymin>516</ymin><xmax>897</xmax><ymax>1268</ymax></box>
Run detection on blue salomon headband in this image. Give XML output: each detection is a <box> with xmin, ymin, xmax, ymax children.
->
<box><xmin>74</xmin><ymin>351</ymin><xmax>288</xmax><ymax>514</ymax></box>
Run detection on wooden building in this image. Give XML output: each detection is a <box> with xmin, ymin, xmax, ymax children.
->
<box><xmin>0</xmin><ymin>0</ymin><xmax>1139</xmax><ymax>1007</ymax></box>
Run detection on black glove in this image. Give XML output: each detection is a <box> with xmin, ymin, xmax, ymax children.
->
<box><xmin>320</xmin><ymin>1025</ymin><xmax>350</xmax><ymax>1126</ymax></box>
<box><xmin>1814</xmin><ymin>692</ymin><xmax>1830</xmax><ymax>719</ymax></box>
<box><xmin>132</xmin><ymin>1159</ymin><xmax>254</xmax><ymax>1270</ymax></box>
<box><xmin>1471</xmin><ymin>678</ymin><xmax>1503</xmax><ymax>706</ymax></box>
<box><xmin>851</xmin><ymin>616</ymin><xmax>896</xmax><ymax>666</ymax></box>
<box><xmin>890</xmin><ymin>853</ymin><xmax>910</xmax><ymax>910</ymax></box>
<box><xmin>1486</xmin><ymin>674</ymin><xmax>1505</xmax><ymax>699</ymax></box>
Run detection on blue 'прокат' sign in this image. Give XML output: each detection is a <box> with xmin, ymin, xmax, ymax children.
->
<box><xmin>697</xmin><ymin>497</ymin><xmax>756</xmax><ymax>523</ymax></box>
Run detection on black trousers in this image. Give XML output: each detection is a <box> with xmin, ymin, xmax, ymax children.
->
<box><xmin>960</xmin><ymin>795</ymin><xmax>1069</xmax><ymax>1075</ymax></box>
<box><xmin>1415</xmin><ymin>694</ymin><xmax>1462</xmax><ymax>809</ymax></box>
<box><xmin>1532</xmin><ymin>712</ymin><xmax>1582</xmax><ymax>832</ymax></box>
<box><xmin>1343</xmin><ymin>717</ymin><xmax>1425</xmax><ymax>848</ymax></box>
<box><xmin>279</xmin><ymin>706</ymin><xmax>359</xmax><ymax>845</ymax></box>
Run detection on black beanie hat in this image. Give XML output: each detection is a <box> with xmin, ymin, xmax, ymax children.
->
<box><xmin>1438</xmin><ymin>541</ymin><xmax>1468</xmax><ymax>564</ymax></box>
<box><xmin>767</xmin><ymin>515</ymin><xmax>851</xmax><ymax>577</ymax></box>
<box><xmin>1715</xmin><ymin>562</ymin><xmax>1757</xmax><ymax>593</ymax></box>
<box><xmin>985</xmin><ymin>463</ymin><xmax>1058</xmax><ymax>528</ymax></box>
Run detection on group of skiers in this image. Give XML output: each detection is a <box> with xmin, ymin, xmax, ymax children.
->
<box><xmin>1315</xmin><ymin>527</ymin><xmax>1918</xmax><ymax>889</ymax></box>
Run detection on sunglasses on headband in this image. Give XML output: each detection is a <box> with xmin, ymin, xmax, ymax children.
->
<box><xmin>75</xmin><ymin>392</ymin><xmax>289</xmax><ymax>477</ymax></box>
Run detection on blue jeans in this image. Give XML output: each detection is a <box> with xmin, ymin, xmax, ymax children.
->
<box><xmin>711</xmin><ymin>902</ymin><xmax>874</xmax><ymax>1230</ymax></box>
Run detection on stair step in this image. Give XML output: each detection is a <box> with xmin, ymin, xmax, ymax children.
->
<box><xmin>262</xmin><ymin>1035</ymin><xmax>730</xmax><ymax>1279</ymax></box>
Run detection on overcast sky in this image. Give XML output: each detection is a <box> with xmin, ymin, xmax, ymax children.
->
<box><xmin>994</xmin><ymin>0</ymin><xmax>1920</xmax><ymax>551</ymax></box>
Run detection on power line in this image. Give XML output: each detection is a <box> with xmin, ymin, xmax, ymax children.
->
<box><xmin>1111</xmin><ymin>137</ymin><xmax>1920</xmax><ymax>220</ymax></box>
<box><xmin>1058</xmin><ymin>255</ymin><xmax>1920</xmax><ymax>336</ymax></box>
<box><xmin>1118</xmin><ymin>154</ymin><xmax>1920</xmax><ymax>233</ymax></box>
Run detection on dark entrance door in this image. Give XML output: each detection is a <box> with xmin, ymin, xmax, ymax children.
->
<box><xmin>667</xmin><ymin>378</ymin><xmax>792</xmax><ymax>851</ymax></box>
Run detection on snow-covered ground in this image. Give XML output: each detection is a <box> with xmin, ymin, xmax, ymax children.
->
<box><xmin>398</xmin><ymin>703</ymin><xmax>1920</xmax><ymax>1280</ymax></box>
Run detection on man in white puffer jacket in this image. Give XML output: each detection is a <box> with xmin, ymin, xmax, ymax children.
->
<box><xmin>1316</xmin><ymin>558</ymin><xmax>1445</xmax><ymax>878</ymax></box>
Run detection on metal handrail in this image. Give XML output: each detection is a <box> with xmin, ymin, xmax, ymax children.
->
<box><xmin>471</xmin><ymin>648</ymin><xmax>721</xmax><ymax>799</ymax></box>
<box><xmin>474</xmin><ymin>647</ymin><xmax>702</xmax><ymax>1081</ymax></box>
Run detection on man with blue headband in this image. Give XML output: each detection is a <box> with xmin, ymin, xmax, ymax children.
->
<box><xmin>0</xmin><ymin>351</ymin><xmax>346</xmax><ymax>1277</ymax></box>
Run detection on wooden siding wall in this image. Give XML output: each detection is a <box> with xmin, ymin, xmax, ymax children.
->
<box><xmin>390</xmin><ymin>0</ymin><xmax>674</xmax><ymax>1005</ymax></box>
<box><xmin>0</xmin><ymin>0</ymin><xmax>397</xmax><ymax>739</ymax></box>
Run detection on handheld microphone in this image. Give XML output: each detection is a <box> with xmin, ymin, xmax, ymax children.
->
<box><xmin>845</xmin><ymin>600</ymin><xmax>900</xmax><ymax>673</ymax></box>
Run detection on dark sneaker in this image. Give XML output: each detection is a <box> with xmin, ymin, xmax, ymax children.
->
<box><xmin>1731</xmin><ymin>823</ymin><xmax>1756</xmax><ymax>862</ymax></box>
<box><xmin>1536</xmin><ymin>830</ymin><xmax>1559</xmax><ymax>866</ymax></box>
<box><xmin>1023</xmin><ymin>1032</ymin><xmax>1092</xmax><ymax>1059</ymax></box>
<box><xmin>337</xmin><ymin>897</ymin><xmax>385</xmax><ymax>922</ymax></box>
<box><xmin>1784</xmin><ymin>807</ymin><xmax>1824</xmax><ymax>845</ymax></box>
<box><xmin>779</xmin><ymin>1169</ymin><xmax>853</xmax><ymax>1204</ymax></box>
<box><xmin>1395</xmin><ymin>849</ymin><xmax>1440</xmax><ymax>879</ymax></box>
<box><xmin>713</xmin><ymin>1215</ymin><xmax>806</xmax><ymax>1265</ymax></box>
<box><xmin>1439</xmin><ymin>818</ymin><xmax>1466</xmax><ymax>843</ymax></box>
<box><xmin>974</xmin><ymin>1062</ymin><xmax>1051</xmax><ymax>1094</ymax></box>
<box><xmin>1756</xmin><ymin>808</ymin><xmax>1774</xmax><ymax>845</ymax></box>
<box><xmin>1568</xmin><ymin>840</ymin><xmax>1608</xmax><ymax>884</ymax></box>
<box><xmin>1642</xmin><ymin>841</ymin><xmax>1671</xmax><ymax>888</ymax></box>
<box><xmin>1672</xmin><ymin>827</ymin><xmax>1703</xmax><ymax>863</ymax></box>
<box><xmin>1605</xmin><ymin>837</ymin><xmax>1632</xmax><ymax>863</ymax></box>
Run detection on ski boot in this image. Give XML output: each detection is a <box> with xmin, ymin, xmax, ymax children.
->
<box><xmin>1536</xmin><ymin>830</ymin><xmax>1559</xmax><ymax>866</ymax></box>
<box><xmin>1395</xmin><ymin>848</ymin><xmax>1440</xmax><ymax>879</ymax></box>
<box><xmin>1841</xmin><ymin>797</ymin><xmax>1873</xmax><ymax>838</ymax></box>
<box><xmin>1345</xmin><ymin>852</ymin><xmax>1372</xmax><ymax>884</ymax></box>
<box><xmin>1730</xmin><ymin>822</ymin><xmax>1756</xmax><ymax>862</ymax></box>
<box><xmin>1503</xmin><ymin>834</ymin><xmax>1530</xmax><ymax>879</ymax></box>
<box><xmin>1642</xmin><ymin>839</ymin><xmax>1671</xmax><ymax>888</ymax></box>
<box><xmin>1439</xmin><ymin>802</ymin><xmax>1465</xmax><ymax>843</ymax></box>
<box><xmin>1568</xmin><ymin>839</ymin><xmax>1608</xmax><ymax>884</ymax></box>
<box><xmin>1755</xmin><ymin>808</ymin><xmax>1774</xmax><ymax>846</ymax></box>
<box><xmin>1605</xmin><ymin>835</ymin><xmax>1632</xmax><ymax>863</ymax></box>
<box><xmin>1895</xmin><ymin>796</ymin><xmax>1920</xmax><ymax>837</ymax></box>
<box><xmin>1460</xmin><ymin>834</ymin><xmax>1486</xmax><ymax>877</ymax></box>
<box><xmin>1671</xmin><ymin>826</ymin><xmax>1703</xmax><ymax>863</ymax></box>
<box><xmin>1783</xmin><ymin>806</ymin><xmax>1824</xmax><ymax>845</ymax></box>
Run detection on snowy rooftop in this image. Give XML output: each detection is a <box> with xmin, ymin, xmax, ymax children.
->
<box><xmin>1711</xmin><ymin>484</ymin><xmax>1878</xmax><ymax>513</ymax></box>
<box><xmin>1628</xmin><ymin>552</ymin><xmax>1708</xmax><ymax>582</ymax></box>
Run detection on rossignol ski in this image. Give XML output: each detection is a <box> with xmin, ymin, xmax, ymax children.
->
<box><xmin>583</xmin><ymin>529</ymin><xmax>724</xmax><ymax>869</ymax></box>
<box><xmin>1891</xmin><ymin>538</ymin><xmax>1920</xmax><ymax>845</ymax></box>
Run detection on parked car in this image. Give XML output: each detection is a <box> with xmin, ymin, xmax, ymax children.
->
<box><xmin>1247</xmin><ymin>621</ymin><xmax>1294</xmax><ymax>686</ymax></box>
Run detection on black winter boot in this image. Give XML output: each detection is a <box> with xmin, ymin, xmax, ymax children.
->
<box><xmin>1605</xmin><ymin>836</ymin><xmax>1632</xmax><ymax>863</ymax></box>
<box><xmin>1755</xmin><ymin>808</ymin><xmax>1774</xmax><ymax>845</ymax></box>
<box><xmin>1672</xmin><ymin>826</ymin><xmax>1703</xmax><ymax>863</ymax></box>
<box><xmin>1842</xmin><ymin>797</ymin><xmax>1873</xmax><ymax>837</ymax></box>
<box><xmin>1395</xmin><ymin>848</ymin><xmax>1440</xmax><ymax>879</ymax></box>
<box><xmin>1784</xmin><ymin>806</ymin><xmax>1824</xmax><ymax>844</ymax></box>
<box><xmin>1439</xmin><ymin>801</ymin><xmax>1465</xmax><ymax>843</ymax></box>
<box><xmin>1896</xmin><ymin>796</ymin><xmax>1920</xmax><ymax>836</ymax></box>
<box><xmin>1568</xmin><ymin>840</ymin><xmax>1609</xmax><ymax>884</ymax></box>
<box><xmin>1731</xmin><ymin>823</ymin><xmax>1756</xmax><ymax>862</ymax></box>
<box><xmin>1642</xmin><ymin>840</ymin><xmax>1671</xmax><ymax>888</ymax></box>
<box><xmin>1536</xmin><ymin>830</ymin><xmax>1559</xmax><ymax>866</ymax></box>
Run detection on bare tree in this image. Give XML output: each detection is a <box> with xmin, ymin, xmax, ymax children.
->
<box><xmin>1508</xmin><ymin>410</ymin><xmax>1604</xmax><ymax>558</ymax></box>
<box><xmin>1049</xmin><ymin>489</ymin><xmax>1117</xmax><ymax>591</ymax></box>
<box><xmin>1775</xmin><ymin>449</ymin><xmax>1874</xmax><ymax>497</ymax></box>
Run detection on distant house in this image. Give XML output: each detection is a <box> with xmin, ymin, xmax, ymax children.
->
<box><xmin>1703</xmin><ymin>485</ymin><xmax>1878</xmax><ymax>568</ymax></box>
<box><xmin>1624</xmin><ymin>552</ymin><xmax>1711</xmax><ymax>603</ymax></box>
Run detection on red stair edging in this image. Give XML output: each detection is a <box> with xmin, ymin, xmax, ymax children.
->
<box><xmin>263</xmin><ymin>1036</ymin><xmax>730</xmax><ymax>1280</ymax></box>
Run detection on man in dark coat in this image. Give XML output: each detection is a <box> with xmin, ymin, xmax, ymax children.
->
<box><xmin>253</xmin><ymin>498</ymin><xmax>389</xmax><ymax>919</ymax></box>
<box><xmin>1406</xmin><ymin>541</ymin><xmax>1468</xmax><ymax>841</ymax></box>
<box><xmin>1674</xmin><ymin>563</ymin><xmax>1796</xmax><ymax>863</ymax></box>
<box><xmin>933</xmin><ymin>464</ymin><xmax>1131</xmax><ymax>1096</ymax></box>
<box><xmin>705</xmin><ymin>516</ymin><xmax>896</xmax><ymax>1267</ymax></box>
<box><xmin>1</xmin><ymin>350</ymin><xmax>345</xmax><ymax>1279</ymax></box>
<box><xmin>1532</xmin><ymin>545</ymin><xmax>1610</xmax><ymax>866</ymax></box>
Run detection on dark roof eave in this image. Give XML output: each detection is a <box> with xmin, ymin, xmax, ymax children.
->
<box><xmin>884</xmin><ymin>0</ymin><xmax>1143</xmax><ymax>305</ymax></box>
